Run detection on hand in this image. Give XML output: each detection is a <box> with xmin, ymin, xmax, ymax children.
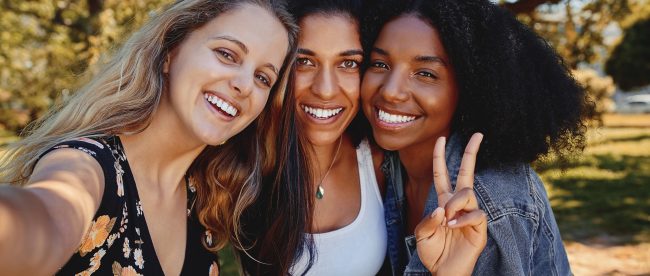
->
<box><xmin>414</xmin><ymin>133</ymin><xmax>488</xmax><ymax>276</ymax></box>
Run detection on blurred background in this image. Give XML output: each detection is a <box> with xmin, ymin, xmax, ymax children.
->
<box><xmin>0</xmin><ymin>0</ymin><xmax>648</xmax><ymax>275</ymax></box>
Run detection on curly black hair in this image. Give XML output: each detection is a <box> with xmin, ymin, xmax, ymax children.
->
<box><xmin>362</xmin><ymin>0</ymin><xmax>592</xmax><ymax>166</ymax></box>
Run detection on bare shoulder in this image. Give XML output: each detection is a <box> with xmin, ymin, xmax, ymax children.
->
<box><xmin>29</xmin><ymin>148</ymin><xmax>105</xmax><ymax>197</ymax></box>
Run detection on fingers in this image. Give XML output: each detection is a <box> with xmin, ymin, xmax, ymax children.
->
<box><xmin>432</xmin><ymin>136</ymin><xmax>451</xmax><ymax>197</ymax></box>
<box><xmin>443</xmin><ymin>187</ymin><xmax>478</xmax><ymax>221</ymax></box>
<box><xmin>414</xmin><ymin>207</ymin><xmax>445</xmax><ymax>242</ymax></box>
<box><xmin>446</xmin><ymin>209</ymin><xmax>486</xmax><ymax>230</ymax></box>
<box><xmin>456</xmin><ymin>133</ymin><xmax>483</xmax><ymax>191</ymax></box>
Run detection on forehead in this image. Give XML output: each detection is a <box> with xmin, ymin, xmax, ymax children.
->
<box><xmin>191</xmin><ymin>3</ymin><xmax>289</xmax><ymax>68</ymax></box>
<box><xmin>298</xmin><ymin>14</ymin><xmax>361</xmax><ymax>50</ymax></box>
<box><xmin>375</xmin><ymin>14</ymin><xmax>446</xmax><ymax>57</ymax></box>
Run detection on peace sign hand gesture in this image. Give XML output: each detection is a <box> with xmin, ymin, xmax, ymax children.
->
<box><xmin>414</xmin><ymin>133</ymin><xmax>488</xmax><ymax>276</ymax></box>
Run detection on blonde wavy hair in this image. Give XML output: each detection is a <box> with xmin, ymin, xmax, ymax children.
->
<box><xmin>0</xmin><ymin>0</ymin><xmax>299</xmax><ymax>253</ymax></box>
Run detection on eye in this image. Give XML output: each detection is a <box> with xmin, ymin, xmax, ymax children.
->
<box><xmin>255</xmin><ymin>73</ymin><xmax>272</xmax><ymax>87</ymax></box>
<box><xmin>415</xmin><ymin>70</ymin><xmax>438</xmax><ymax>80</ymax></box>
<box><xmin>339</xmin><ymin>60</ymin><xmax>359</xmax><ymax>69</ymax></box>
<box><xmin>371</xmin><ymin>61</ymin><xmax>389</xmax><ymax>70</ymax></box>
<box><xmin>215</xmin><ymin>48</ymin><xmax>237</xmax><ymax>63</ymax></box>
<box><xmin>296</xmin><ymin>57</ymin><xmax>315</xmax><ymax>67</ymax></box>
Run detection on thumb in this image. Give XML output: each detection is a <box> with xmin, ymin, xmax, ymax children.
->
<box><xmin>414</xmin><ymin>207</ymin><xmax>445</xmax><ymax>242</ymax></box>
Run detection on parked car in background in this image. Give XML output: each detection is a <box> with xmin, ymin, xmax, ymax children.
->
<box><xmin>616</xmin><ymin>94</ymin><xmax>650</xmax><ymax>113</ymax></box>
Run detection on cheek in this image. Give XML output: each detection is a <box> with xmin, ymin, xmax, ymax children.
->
<box><xmin>341</xmin><ymin>75</ymin><xmax>361</xmax><ymax>102</ymax></box>
<box><xmin>360</xmin><ymin>75</ymin><xmax>380</xmax><ymax>104</ymax></box>
<box><xmin>294</xmin><ymin>71</ymin><xmax>314</xmax><ymax>94</ymax></box>
<box><xmin>251</xmin><ymin>93</ymin><xmax>271</xmax><ymax>118</ymax></box>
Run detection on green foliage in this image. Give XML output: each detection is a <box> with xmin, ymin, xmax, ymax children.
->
<box><xmin>605</xmin><ymin>17</ymin><xmax>650</xmax><ymax>91</ymax></box>
<box><xmin>0</xmin><ymin>0</ymin><xmax>172</xmax><ymax>134</ymax></box>
<box><xmin>515</xmin><ymin>0</ymin><xmax>632</xmax><ymax>69</ymax></box>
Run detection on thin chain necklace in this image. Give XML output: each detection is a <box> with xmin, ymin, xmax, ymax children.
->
<box><xmin>316</xmin><ymin>136</ymin><xmax>343</xmax><ymax>199</ymax></box>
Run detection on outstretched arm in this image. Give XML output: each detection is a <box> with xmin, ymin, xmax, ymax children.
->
<box><xmin>0</xmin><ymin>149</ymin><xmax>104</xmax><ymax>275</ymax></box>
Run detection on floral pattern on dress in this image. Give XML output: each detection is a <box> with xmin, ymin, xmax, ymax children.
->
<box><xmin>112</xmin><ymin>262</ymin><xmax>143</xmax><ymax>276</ymax></box>
<box><xmin>74</xmin><ymin>249</ymin><xmax>106</xmax><ymax>276</ymax></box>
<box><xmin>123</xmin><ymin>237</ymin><xmax>131</xmax><ymax>258</ymax></box>
<box><xmin>209</xmin><ymin>262</ymin><xmax>219</xmax><ymax>276</ymax></box>
<box><xmin>133</xmin><ymin>248</ymin><xmax>145</xmax><ymax>269</ymax></box>
<box><xmin>79</xmin><ymin>215</ymin><xmax>116</xmax><ymax>257</ymax></box>
<box><xmin>52</xmin><ymin>137</ymin><xmax>218</xmax><ymax>275</ymax></box>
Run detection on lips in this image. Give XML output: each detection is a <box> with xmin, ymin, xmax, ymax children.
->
<box><xmin>204</xmin><ymin>93</ymin><xmax>239</xmax><ymax>117</ymax></box>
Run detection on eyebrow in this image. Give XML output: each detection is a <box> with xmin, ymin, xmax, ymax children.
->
<box><xmin>340</xmin><ymin>49</ymin><xmax>363</xmax><ymax>57</ymax></box>
<box><xmin>372</xmin><ymin>47</ymin><xmax>389</xmax><ymax>56</ymax></box>
<box><xmin>414</xmin><ymin>55</ymin><xmax>447</xmax><ymax>66</ymax></box>
<box><xmin>211</xmin><ymin>35</ymin><xmax>248</xmax><ymax>54</ymax></box>
<box><xmin>212</xmin><ymin>36</ymin><xmax>278</xmax><ymax>76</ymax></box>
<box><xmin>374</xmin><ymin>47</ymin><xmax>447</xmax><ymax>66</ymax></box>
<box><xmin>297</xmin><ymin>48</ymin><xmax>364</xmax><ymax>57</ymax></box>
<box><xmin>264</xmin><ymin>63</ymin><xmax>279</xmax><ymax>76</ymax></box>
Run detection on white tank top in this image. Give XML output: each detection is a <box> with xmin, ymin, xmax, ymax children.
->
<box><xmin>290</xmin><ymin>139</ymin><xmax>387</xmax><ymax>276</ymax></box>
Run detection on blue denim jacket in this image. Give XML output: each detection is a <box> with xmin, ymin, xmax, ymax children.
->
<box><xmin>381</xmin><ymin>134</ymin><xmax>571</xmax><ymax>275</ymax></box>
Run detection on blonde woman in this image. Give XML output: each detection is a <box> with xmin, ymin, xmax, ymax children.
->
<box><xmin>0</xmin><ymin>0</ymin><xmax>310</xmax><ymax>275</ymax></box>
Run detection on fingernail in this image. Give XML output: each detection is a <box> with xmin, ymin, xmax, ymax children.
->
<box><xmin>448</xmin><ymin>219</ymin><xmax>457</xmax><ymax>226</ymax></box>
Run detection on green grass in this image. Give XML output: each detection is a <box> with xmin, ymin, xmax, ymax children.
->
<box><xmin>535</xmin><ymin>123</ymin><xmax>650</xmax><ymax>245</ymax></box>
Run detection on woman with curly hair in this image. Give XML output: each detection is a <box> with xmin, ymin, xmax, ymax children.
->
<box><xmin>361</xmin><ymin>0</ymin><xmax>590</xmax><ymax>274</ymax></box>
<box><xmin>0</xmin><ymin>0</ymin><xmax>310</xmax><ymax>275</ymax></box>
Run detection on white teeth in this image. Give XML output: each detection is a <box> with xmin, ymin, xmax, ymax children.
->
<box><xmin>204</xmin><ymin>93</ymin><xmax>238</xmax><ymax>117</ymax></box>
<box><xmin>301</xmin><ymin>105</ymin><xmax>343</xmax><ymax>119</ymax></box>
<box><xmin>378</xmin><ymin>109</ymin><xmax>416</xmax><ymax>124</ymax></box>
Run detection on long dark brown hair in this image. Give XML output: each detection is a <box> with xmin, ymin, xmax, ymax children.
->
<box><xmin>238</xmin><ymin>0</ymin><xmax>364</xmax><ymax>275</ymax></box>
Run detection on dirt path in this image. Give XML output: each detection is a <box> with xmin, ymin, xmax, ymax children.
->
<box><xmin>567</xmin><ymin>242</ymin><xmax>650</xmax><ymax>276</ymax></box>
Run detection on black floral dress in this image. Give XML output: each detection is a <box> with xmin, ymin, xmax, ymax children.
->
<box><xmin>41</xmin><ymin>136</ymin><xmax>219</xmax><ymax>275</ymax></box>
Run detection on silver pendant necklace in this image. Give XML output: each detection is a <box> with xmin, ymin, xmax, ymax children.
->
<box><xmin>316</xmin><ymin>136</ymin><xmax>342</xmax><ymax>199</ymax></box>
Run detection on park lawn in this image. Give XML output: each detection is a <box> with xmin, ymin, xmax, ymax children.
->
<box><xmin>535</xmin><ymin>114</ymin><xmax>650</xmax><ymax>244</ymax></box>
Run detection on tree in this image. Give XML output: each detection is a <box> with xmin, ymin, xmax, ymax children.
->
<box><xmin>0</xmin><ymin>0</ymin><xmax>172</xmax><ymax>135</ymax></box>
<box><xmin>501</xmin><ymin>0</ymin><xmax>633</xmax><ymax>69</ymax></box>
<box><xmin>605</xmin><ymin>17</ymin><xmax>650</xmax><ymax>91</ymax></box>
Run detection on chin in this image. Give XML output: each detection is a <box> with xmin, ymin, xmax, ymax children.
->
<box><xmin>373</xmin><ymin>133</ymin><xmax>406</xmax><ymax>151</ymax></box>
<box><xmin>306</xmin><ymin>132</ymin><xmax>340</xmax><ymax>147</ymax></box>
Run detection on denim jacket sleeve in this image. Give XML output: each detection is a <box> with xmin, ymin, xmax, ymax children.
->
<box><xmin>472</xmin><ymin>165</ymin><xmax>571</xmax><ymax>276</ymax></box>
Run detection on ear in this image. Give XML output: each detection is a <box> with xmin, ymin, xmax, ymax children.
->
<box><xmin>163</xmin><ymin>54</ymin><xmax>171</xmax><ymax>74</ymax></box>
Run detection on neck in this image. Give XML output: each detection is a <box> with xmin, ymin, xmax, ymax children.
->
<box><xmin>308</xmin><ymin>135</ymin><xmax>346</xmax><ymax>180</ymax></box>
<box><xmin>398</xmin><ymin>132</ymin><xmax>450</xmax><ymax>188</ymax></box>
<box><xmin>119</xmin><ymin>105</ymin><xmax>206</xmax><ymax>196</ymax></box>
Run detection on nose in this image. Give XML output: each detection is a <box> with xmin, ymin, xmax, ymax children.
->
<box><xmin>379</xmin><ymin>69</ymin><xmax>409</xmax><ymax>103</ymax></box>
<box><xmin>230</xmin><ymin>69</ymin><xmax>254</xmax><ymax>97</ymax></box>
<box><xmin>312</xmin><ymin>65</ymin><xmax>338</xmax><ymax>100</ymax></box>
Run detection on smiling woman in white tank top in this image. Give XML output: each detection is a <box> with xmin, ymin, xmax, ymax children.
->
<box><xmin>236</xmin><ymin>1</ymin><xmax>387</xmax><ymax>274</ymax></box>
<box><xmin>283</xmin><ymin>0</ymin><xmax>387</xmax><ymax>275</ymax></box>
